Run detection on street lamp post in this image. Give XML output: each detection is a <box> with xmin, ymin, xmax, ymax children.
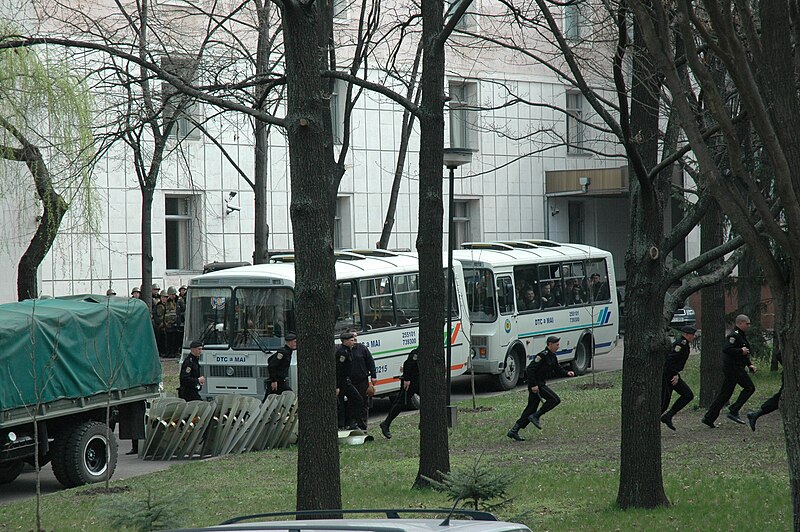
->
<box><xmin>442</xmin><ymin>147</ymin><xmax>473</xmax><ymax>428</ymax></box>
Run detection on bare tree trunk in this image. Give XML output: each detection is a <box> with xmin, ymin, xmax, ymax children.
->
<box><xmin>140</xmin><ymin>186</ymin><xmax>155</xmax><ymax>311</ymax></box>
<box><xmin>414</xmin><ymin>0</ymin><xmax>449</xmax><ymax>488</ymax></box>
<box><xmin>699</xmin><ymin>199</ymin><xmax>725</xmax><ymax>407</ymax></box>
<box><xmin>616</xmin><ymin>18</ymin><xmax>670</xmax><ymax>509</ymax></box>
<box><xmin>282</xmin><ymin>0</ymin><xmax>342</xmax><ymax>513</ymax></box>
<box><xmin>253</xmin><ymin>0</ymin><xmax>272</xmax><ymax>264</ymax></box>
<box><xmin>378</xmin><ymin>43</ymin><xmax>423</xmax><ymax>250</ymax></box>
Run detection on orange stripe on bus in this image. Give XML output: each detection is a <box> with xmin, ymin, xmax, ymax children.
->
<box><xmin>450</xmin><ymin>322</ymin><xmax>461</xmax><ymax>345</ymax></box>
<box><xmin>376</xmin><ymin>377</ymin><xmax>398</xmax><ymax>386</ymax></box>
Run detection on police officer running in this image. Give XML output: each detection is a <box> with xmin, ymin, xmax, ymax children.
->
<box><xmin>179</xmin><ymin>340</ymin><xmax>205</xmax><ymax>401</ymax></box>
<box><xmin>336</xmin><ymin>332</ymin><xmax>364</xmax><ymax>430</ymax></box>
<box><xmin>660</xmin><ymin>326</ymin><xmax>698</xmax><ymax>431</ymax></box>
<box><xmin>379</xmin><ymin>348</ymin><xmax>420</xmax><ymax>439</ymax></box>
<box><xmin>748</xmin><ymin>350</ymin><xmax>783</xmax><ymax>431</ymax></box>
<box><xmin>264</xmin><ymin>333</ymin><xmax>297</xmax><ymax>401</ymax></box>
<box><xmin>702</xmin><ymin>314</ymin><xmax>757</xmax><ymax>427</ymax></box>
<box><xmin>507</xmin><ymin>336</ymin><xmax>574</xmax><ymax>441</ymax></box>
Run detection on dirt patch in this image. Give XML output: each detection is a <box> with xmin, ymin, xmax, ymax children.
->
<box><xmin>78</xmin><ymin>485</ymin><xmax>131</xmax><ymax>496</ymax></box>
<box><xmin>577</xmin><ymin>381</ymin><xmax>615</xmax><ymax>390</ymax></box>
<box><xmin>459</xmin><ymin>406</ymin><xmax>494</xmax><ymax>413</ymax></box>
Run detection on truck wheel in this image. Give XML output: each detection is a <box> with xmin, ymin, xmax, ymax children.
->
<box><xmin>51</xmin><ymin>431</ymin><xmax>75</xmax><ymax>488</ymax></box>
<box><xmin>0</xmin><ymin>459</ymin><xmax>24</xmax><ymax>484</ymax></box>
<box><xmin>495</xmin><ymin>351</ymin><xmax>521</xmax><ymax>391</ymax></box>
<box><xmin>53</xmin><ymin>421</ymin><xmax>118</xmax><ymax>487</ymax></box>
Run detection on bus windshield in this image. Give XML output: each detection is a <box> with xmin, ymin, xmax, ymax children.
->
<box><xmin>231</xmin><ymin>287</ymin><xmax>296</xmax><ymax>350</ymax></box>
<box><xmin>184</xmin><ymin>287</ymin><xmax>232</xmax><ymax>349</ymax></box>
<box><xmin>465</xmin><ymin>268</ymin><xmax>497</xmax><ymax>322</ymax></box>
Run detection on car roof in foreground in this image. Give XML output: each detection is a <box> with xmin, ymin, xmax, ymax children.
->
<box><xmin>172</xmin><ymin>519</ymin><xmax>532</xmax><ymax>532</ymax></box>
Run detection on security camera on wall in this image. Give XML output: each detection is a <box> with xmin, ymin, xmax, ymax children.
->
<box><xmin>225</xmin><ymin>191</ymin><xmax>240</xmax><ymax>215</ymax></box>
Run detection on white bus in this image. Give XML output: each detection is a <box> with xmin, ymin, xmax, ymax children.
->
<box><xmin>182</xmin><ymin>250</ymin><xmax>472</xmax><ymax>400</ymax></box>
<box><xmin>452</xmin><ymin>240</ymin><xmax>619</xmax><ymax>390</ymax></box>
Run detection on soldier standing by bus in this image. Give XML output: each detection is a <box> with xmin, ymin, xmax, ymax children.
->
<box><xmin>507</xmin><ymin>336</ymin><xmax>574</xmax><ymax>441</ymax></box>
<box><xmin>380</xmin><ymin>348</ymin><xmax>420</xmax><ymax>439</ymax></box>
<box><xmin>336</xmin><ymin>332</ymin><xmax>364</xmax><ymax>430</ymax></box>
<box><xmin>660</xmin><ymin>326</ymin><xmax>697</xmax><ymax>431</ymax></box>
<box><xmin>264</xmin><ymin>333</ymin><xmax>296</xmax><ymax>401</ymax></box>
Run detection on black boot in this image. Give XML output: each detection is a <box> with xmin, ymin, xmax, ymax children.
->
<box><xmin>380</xmin><ymin>420</ymin><xmax>392</xmax><ymax>439</ymax></box>
<box><xmin>660</xmin><ymin>413</ymin><xmax>676</xmax><ymax>431</ymax></box>
<box><xmin>506</xmin><ymin>423</ymin><xmax>525</xmax><ymax>441</ymax></box>
<box><xmin>747</xmin><ymin>409</ymin><xmax>762</xmax><ymax>432</ymax></box>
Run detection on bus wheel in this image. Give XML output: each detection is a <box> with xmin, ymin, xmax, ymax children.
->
<box><xmin>496</xmin><ymin>351</ymin><xmax>521</xmax><ymax>391</ymax></box>
<box><xmin>571</xmin><ymin>341</ymin><xmax>591</xmax><ymax>375</ymax></box>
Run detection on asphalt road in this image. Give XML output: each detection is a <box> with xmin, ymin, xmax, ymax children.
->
<box><xmin>1</xmin><ymin>339</ymin><xmax>624</xmax><ymax>505</ymax></box>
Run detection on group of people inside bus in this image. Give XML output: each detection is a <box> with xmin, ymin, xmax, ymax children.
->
<box><xmin>514</xmin><ymin>271</ymin><xmax>609</xmax><ymax>312</ymax></box>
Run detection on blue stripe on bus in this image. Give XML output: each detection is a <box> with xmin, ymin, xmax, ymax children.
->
<box><xmin>518</xmin><ymin>322</ymin><xmax>615</xmax><ymax>338</ymax></box>
<box><xmin>595</xmin><ymin>341</ymin><xmax>613</xmax><ymax>348</ymax></box>
<box><xmin>604</xmin><ymin>310</ymin><xmax>611</xmax><ymax>324</ymax></box>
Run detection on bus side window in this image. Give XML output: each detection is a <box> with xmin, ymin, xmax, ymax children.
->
<box><xmin>587</xmin><ymin>259</ymin><xmax>611</xmax><ymax>302</ymax></box>
<box><xmin>334</xmin><ymin>281</ymin><xmax>361</xmax><ymax>334</ymax></box>
<box><xmin>394</xmin><ymin>273</ymin><xmax>420</xmax><ymax>324</ymax></box>
<box><xmin>496</xmin><ymin>276</ymin><xmax>514</xmax><ymax>315</ymax></box>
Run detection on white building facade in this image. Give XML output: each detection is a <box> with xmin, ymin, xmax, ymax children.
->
<box><xmin>0</xmin><ymin>0</ymin><xmax>631</xmax><ymax>303</ymax></box>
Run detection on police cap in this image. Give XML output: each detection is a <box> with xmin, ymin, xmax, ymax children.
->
<box><xmin>190</xmin><ymin>340</ymin><xmax>203</xmax><ymax>348</ymax></box>
<box><xmin>285</xmin><ymin>333</ymin><xmax>297</xmax><ymax>341</ymax></box>
<box><xmin>546</xmin><ymin>335</ymin><xmax>561</xmax><ymax>344</ymax></box>
<box><xmin>680</xmin><ymin>326</ymin><xmax>697</xmax><ymax>335</ymax></box>
<box><xmin>340</xmin><ymin>331</ymin><xmax>356</xmax><ymax>340</ymax></box>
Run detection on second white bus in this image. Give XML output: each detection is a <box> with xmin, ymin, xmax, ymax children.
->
<box><xmin>453</xmin><ymin>240</ymin><xmax>619</xmax><ymax>390</ymax></box>
<box><xmin>182</xmin><ymin>250</ymin><xmax>472</xmax><ymax>400</ymax></box>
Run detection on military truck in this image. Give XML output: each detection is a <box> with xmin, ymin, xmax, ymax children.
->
<box><xmin>0</xmin><ymin>295</ymin><xmax>161</xmax><ymax>487</ymax></box>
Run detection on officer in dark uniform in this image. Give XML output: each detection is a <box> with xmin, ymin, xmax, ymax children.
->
<box><xmin>702</xmin><ymin>314</ymin><xmax>757</xmax><ymax>427</ymax></box>
<box><xmin>336</xmin><ymin>332</ymin><xmax>364</xmax><ymax>430</ymax></box>
<box><xmin>379</xmin><ymin>348</ymin><xmax>420</xmax><ymax>439</ymax></box>
<box><xmin>178</xmin><ymin>340</ymin><xmax>205</xmax><ymax>401</ymax></box>
<box><xmin>264</xmin><ymin>333</ymin><xmax>297</xmax><ymax>401</ymax></box>
<box><xmin>748</xmin><ymin>350</ymin><xmax>783</xmax><ymax>431</ymax></box>
<box><xmin>660</xmin><ymin>325</ymin><xmax>698</xmax><ymax>431</ymax></box>
<box><xmin>507</xmin><ymin>336</ymin><xmax>574</xmax><ymax>441</ymax></box>
<box><xmin>342</xmin><ymin>331</ymin><xmax>377</xmax><ymax>430</ymax></box>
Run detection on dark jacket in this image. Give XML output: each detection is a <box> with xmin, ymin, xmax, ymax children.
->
<box><xmin>346</xmin><ymin>342</ymin><xmax>376</xmax><ymax>383</ymax></box>
<box><xmin>664</xmin><ymin>336</ymin><xmax>691</xmax><ymax>379</ymax></box>
<box><xmin>526</xmin><ymin>347</ymin><xmax>569</xmax><ymax>388</ymax></box>
<box><xmin>401</xmin><ymin>350</ymin><xmax>420</xmax><ymax>383</ymax></box>
<box><xmin>179</xmin><ymin>355</ymin><xmax>202</xmax><ymax>400</ymax></box>
<box><xmin>267</xmin><ymin>344</ymin><xmax>293</xmax><ymax>383</ymax></box>
<box><xmin>722</xmin><ymin>327</ymin><xmax>752</xmax><ymax>368</ymax></box>
<box><xmin>335</xmin><ymin>345</ymin><xmax>353</xmax><ymax>389</ymax></box>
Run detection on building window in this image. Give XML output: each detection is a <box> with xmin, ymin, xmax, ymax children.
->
<box><xmin>165</xmin><ymin>195</ymin><xmax>201</xmax><ymax>271</ymax></box>
<box><xmin>446</xmin><ymin>0</ymin><xmax>476</xmax><ymax>31</ymax></box>
<box><xmin>566</xmin><ymin>91</ymin><xmax>586</xmax><ymax>154</ymax></box>
<box><xmin>334</xmin><ymin>196</ymin><xmax>352</xmax><ymax>249</ymax></box>
<box><xmin>330</xmin><ymin>78</ymin><xmax>347</xmax><ymax>145</ymax></box>
<box><xmin>452</xmin><ymin>199</ymin><xmax>479</xmax><ymax>248</ymax></box>
<box><xmin>449</xmin><ymin>81</ymin><xmax>478</xmax><ymax>150</ymax></box>
<box><xmin>333</xmin><ymin>0</ymin><xmax>348</xmax><ymax>19</ymax></box>
<box><xmin>564</xmin><ymin>1</ymin><xmax>583</xmax><ymax>42</ymax></box>
<box><xmin>161</xmin><ymin>55</ymin><xmax>202</xmax><ymax>140</ymax></box>
<box><xmin>568</xmin><ymin>201</ymin><xmax>585</xmax><ymax>244</ymax></box>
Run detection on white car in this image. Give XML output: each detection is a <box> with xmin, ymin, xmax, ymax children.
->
<box><xmin>170</xmin><ymin>509</ymin><xmax>532</xmax><ymax>532</ymax></box>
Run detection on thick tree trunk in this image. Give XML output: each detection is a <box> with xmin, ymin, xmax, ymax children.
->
<box><xmin>739</xmin><ymin>249</ymin><xmax>765</xmax><ymax>355</ymax></box>
<box><xmin>414</xmin><ymin>0</ymin><xmax>449</xmax><ymax>488</ymax></box>
<box><xmin>778</xmin><ymin>282</ymin><xmax>800</xmax><ymax>530</ymax></box>
<box><xmin>282</xmin><ymin>0</ymin><xmax>342</xmax><ymax>513</ymax></box>
<box><xmin>616</xmin><ymin>20</ymin><xmax>670</xmax><ymax>509</ymax></box>
<box><xmin>699</xmin><ymin>199</ymin><xmax>725</xmax><ymax>407</ymax></box>
<box><xmin>18</xmin><ymin>190</ymin><xmax>68</xmax><ymax>301</ymax></box>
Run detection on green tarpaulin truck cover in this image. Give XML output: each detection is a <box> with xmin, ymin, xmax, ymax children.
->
<box><xmin>0</xmin><ymin>295</ymin><xmax>162</xmax><ymax>413</ymax></box>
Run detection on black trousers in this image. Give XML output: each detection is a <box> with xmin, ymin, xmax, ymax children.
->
<box><xmin>352</xmin><ymin>379</ymin><xmax>371</xmax><ymax>427</ymax></box>
<box><xmin>661</xmin><ymin>375</ymin><xmax>694</xmax><ymax>416</ymax></box>
<box><xmin>515</xmin><ymin>384</ymin><xmax>560</xmax><ymax>428</ymax></box>
<box><xmin>337</xmin><ymin>382</ymin><xmax>363</xmax><ymax>428</ymax></box>
<box><xmin>759</xmin><ymin>375</ymin><xmax>783</xmax><ymax>415</ymax></box>
<box><xmin>384</xmin><ymin>381</ymin><xmax>419</xmax><ymax>428</ymax></box>
<box><xmin>263</xmin><ymin>380</ymin><xmax>292</xmax><ymax>402</ymax></box>
<box><xmin>704</xmin><ymin>365</ymin><xmax>755</xmax><ymax>422</ymax></box>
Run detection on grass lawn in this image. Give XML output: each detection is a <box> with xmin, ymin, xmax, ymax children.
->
<box><xmin>0</xmin><ymin>356</ymin><xmax>790</xmax><ymax>530</ymax></box>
